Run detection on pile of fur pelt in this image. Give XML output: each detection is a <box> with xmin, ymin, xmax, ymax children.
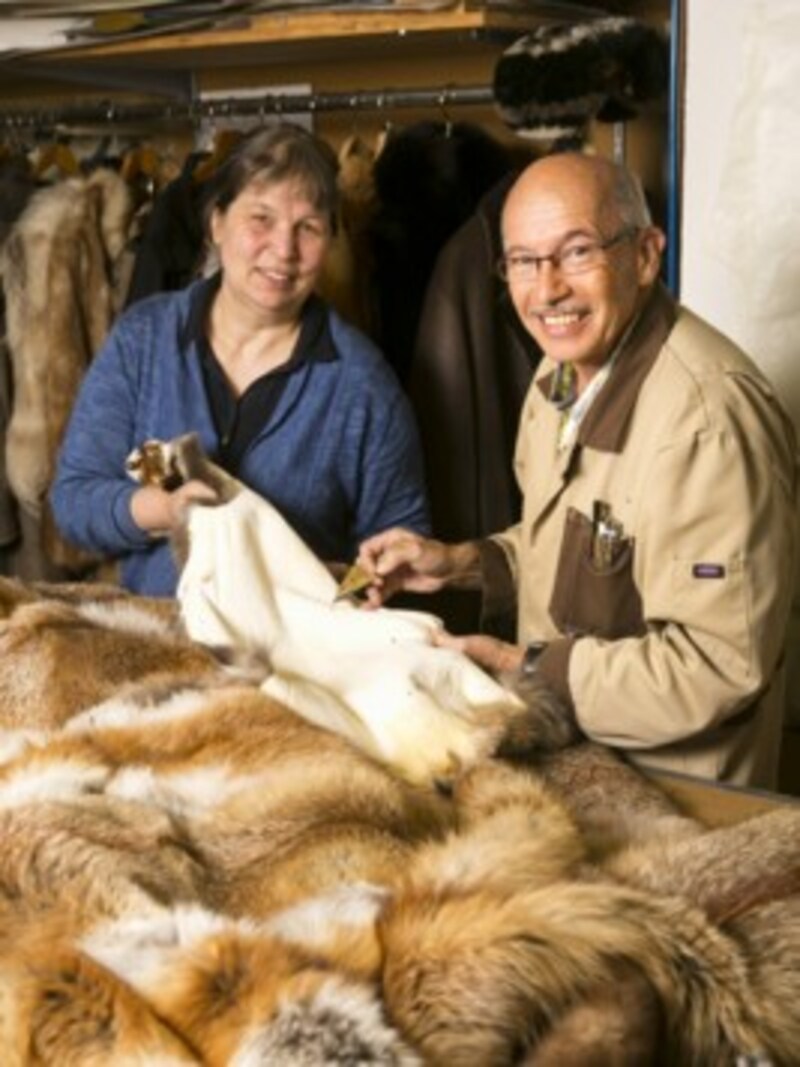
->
<box><xmin>1</xmin><ymin>576</ymin><xmax>800</xmax><ymax>1066</ymax></box>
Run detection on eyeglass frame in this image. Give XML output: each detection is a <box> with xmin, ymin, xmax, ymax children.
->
<box><xmin>496</xmin><ymin>226</ymin><xmax>640</xmax><ymax>283</ymax></box>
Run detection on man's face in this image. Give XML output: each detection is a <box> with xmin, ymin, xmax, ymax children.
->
<box><xmin>501</xmin><ymin>157</ymin><xmax>664</xmax><ymax>387</ymax></box>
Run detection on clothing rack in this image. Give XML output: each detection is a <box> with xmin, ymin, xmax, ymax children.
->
<box><xmin>0</xmin><ymin>84</ymin><xmax>495</xmax><ymax>134</ymax></box>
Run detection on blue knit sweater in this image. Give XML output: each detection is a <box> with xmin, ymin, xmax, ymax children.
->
<box><xmin>51</xmin><ymin>277</ymin><xmax>430</xmax><ymax>596</ymax></box>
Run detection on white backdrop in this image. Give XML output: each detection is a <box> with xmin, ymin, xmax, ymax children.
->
<box><xmin>681</xmin><ymin>0</ymin><xmax>800</xmax><ymax>723</ymax></box>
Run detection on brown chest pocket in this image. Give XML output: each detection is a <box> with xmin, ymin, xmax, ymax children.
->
<box><xmin>548</xmin><ymin>506</ymin><xmax>645</xmax><ymax>639</ymax></box>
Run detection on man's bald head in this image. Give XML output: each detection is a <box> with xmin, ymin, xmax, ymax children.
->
<box><xmin>505</xmin><ymin>152</ymin><xmax>653</xmax><ymax>235</ymax></box>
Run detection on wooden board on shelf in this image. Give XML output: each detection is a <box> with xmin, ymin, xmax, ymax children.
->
<box><xmin>1</xmin><ymin>0</ymin><xmax>669</xmax><ymax>95</ymax></box>
<box><xmin>9</xmin><ymin>5</ymin><xmax>526</xmax><ymax>70</ymax></box>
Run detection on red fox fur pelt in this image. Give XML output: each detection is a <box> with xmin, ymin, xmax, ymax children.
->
<box><xmin>1</xmin><ymin>575</ymin><xmax>800</xmax><ymax>1064</ymax></box>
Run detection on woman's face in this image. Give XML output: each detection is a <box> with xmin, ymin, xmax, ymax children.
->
<box><xmin>211</xmin><ymin>176</ymin><xmax>332</xmax><ymax>322</ymax></box>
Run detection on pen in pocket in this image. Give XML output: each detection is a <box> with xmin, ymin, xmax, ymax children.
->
<box><xmin>591</xmin><ymin>500</ymin><xmax>624</xmax><ymax>570</ymax></box>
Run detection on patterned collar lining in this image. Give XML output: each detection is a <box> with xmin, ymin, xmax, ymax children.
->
<box><xmin>537</xmin><ymin>283</ymin><xmax>678</xmax><ymax>453</ymax></box>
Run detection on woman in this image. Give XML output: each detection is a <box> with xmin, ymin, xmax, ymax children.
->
<box><xmin>51</xmin><ymin>124</ymin><xmax>429</xmax><ymax>596</ymax></box>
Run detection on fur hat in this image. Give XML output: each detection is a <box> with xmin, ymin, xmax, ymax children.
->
<box><xmin>493</xmin><ymin>17</ymin><xmax>669</xmax><ymax>144</ymax></box>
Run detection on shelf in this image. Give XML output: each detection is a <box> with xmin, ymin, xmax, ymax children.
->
<box><xmin>1</xmin><ymin>1</ymin><xmax>666</xmax><ymax>78</ymax></box>
<box><xmin>6</xmin><ymin>5</ymin><xmax>544</xmax><ymax>74</ymax></box>
<box><xmin>0</xmin><ymin>3</ymin><xmax>566</xmax><ymax>110</ymax></box>
<box><xmin>0</xmin><ymin>1</ymin><xmax>668</xmax><ymax>123</ymax></box>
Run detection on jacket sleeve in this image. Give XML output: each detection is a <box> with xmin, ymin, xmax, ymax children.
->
<box><xmin>349</xmin><ymin>381</ymin><xmax>431</xmax><ymax>548</ymax></box>
<box><xmin>571</xmin><ymin>371</ymin><xmax>798</xmax><ymax>750</ymax></box>
<box><xmin>488</xmin><ymin>379</ymin><xmax>534</xmax><ymax>589</ymax></box>
<box><xmin>49</xmin><ymin>318</ymin><xmax>152</xmax><ymax>557</ymax></box>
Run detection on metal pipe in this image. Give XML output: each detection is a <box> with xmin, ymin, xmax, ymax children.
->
<box><xmin>0</xmin><ymin>83</ymin><xmax>495</xmax><ymax>131</ymax></box>
<box><xmin>665</xmin><ymin>0</ymin><xmax>683</xmax><ymax>297</ymax></box>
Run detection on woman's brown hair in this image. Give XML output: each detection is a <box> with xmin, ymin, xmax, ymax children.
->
<box><xmin>203</xmin><ymin>122</ymin><xmax>340</xmax><ymax>234</ymax></box>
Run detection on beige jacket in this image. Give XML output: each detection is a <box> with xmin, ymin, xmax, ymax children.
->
<box><xmin>492</xmin><ymin>286</ymin><xmax>798</xmax><ymax>788</ymax></box>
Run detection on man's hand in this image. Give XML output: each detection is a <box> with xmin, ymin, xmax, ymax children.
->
<box><xmin>434</xmin><ymin>630</ymin><xmax>578</xmax><ymax>753</ymax></box>
<box><xmin>357</xmin><ymin>529</ymin><xmax>481</xmax><ymax>607</ymax></box>
<box><xmin>434</xmin><ymin>631</ymin><xmax>525</xmax><ymax>676</ymax></box>
<box><xmin>130</xmin><ymin>480</ymin><xmax>218</xmax><ymax>537</ymax></box>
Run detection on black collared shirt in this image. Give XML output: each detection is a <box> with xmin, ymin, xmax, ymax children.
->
<box><xmin>197</xmin><ymin>288</ymin><xmax>337</xmax><ymax>472</ymax></box>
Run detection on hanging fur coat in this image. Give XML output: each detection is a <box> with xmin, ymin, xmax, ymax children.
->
<box><xmin>370</xmin><ymin>121</ymin><xmax>515</xmax><ymax>384</ymax></box>
<box><xmin>0</xmin><ymin>158</ymin><xmax>39</xmax><ymax>557</ymax></box>
<box><xmin>410</xmin><ymin>173</ymin><xmax>541</xmax><ymax>544</ymax></box>
<box><xmin>408</xmin><ymin>174</ymin><xmax>541</xmax><ymax>636</ymax></box>
<box><xmin>0</xmin><ymin>167</ymin><xmax>133</xmax><ymax>573</ymax></box>
<box><xmin>0</xmin><ymin>338</ymin><xmax>16</xmax><ymax>553</ymax></box>
<box><xmin>316</xmin><ymin>133</ymin><xmax>382</xmax><ymax>336</ymax></box>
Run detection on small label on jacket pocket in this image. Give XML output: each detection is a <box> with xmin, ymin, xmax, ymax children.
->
<box><xmin>692</xmin><ymin>563</ymin><xmax>726</xmax><ymax>579</ymax></box>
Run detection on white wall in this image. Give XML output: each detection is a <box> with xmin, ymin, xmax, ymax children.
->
<box><xmin>681</xmin><ymin>0</ymin><xmax>800</xmax><ymax>724</ymax></box>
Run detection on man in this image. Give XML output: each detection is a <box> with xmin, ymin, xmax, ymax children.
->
<box><xmin>358</xmin><ymin>152</ymin><xmax>798</xmax><ymax>789</ymax></box>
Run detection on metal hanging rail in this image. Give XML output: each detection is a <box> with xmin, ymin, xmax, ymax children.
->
<box><xmin>0</xmin><ymin>84</ymin><xmax>495</xmax><ymax>133</ymax></box>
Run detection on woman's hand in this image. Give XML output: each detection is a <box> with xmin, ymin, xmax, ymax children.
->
<box><xmin>130</xmin><ymin>480</ymin><xmax>218</xmax><ymax>537</ymax></box>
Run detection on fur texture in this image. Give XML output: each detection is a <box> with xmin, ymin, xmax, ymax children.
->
<box><xmin>1</xmin><ymin>168</ymin><xmax>134</xmax><ymax>571</ymax></box>
<box><xmin>125</xmin><ymin>432</ymin><xmax>238</xmax><ymax>504</ymax></box>
<box><xmin>498</xmin><ymin>665</ymin><xmax>582</xmax><ymax>755</ymax></box>
<box><xmin>125</xmin><ymin>439</ymin><xmax>186</xmax><ymax>492</ymax></box>
<box><xmin>317</xmin><ymin>133</ymin><xmax>382</xmax><ymax>336</ymax></box>
<box><xmin>0</xmin><ymin>577</ymin><xmax>800</xmax><ymax>1064</ymax></box>
<box><xmin>0</xmin><ymin>576</ymin><xmax>222</xmax><ymax>730</ymax></box>
<box><xmin>494</xmin><ymin>18</ymin><xmax>669</xmax><ymax>144</ymax></box>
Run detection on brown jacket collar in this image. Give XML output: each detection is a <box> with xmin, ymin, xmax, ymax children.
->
<box><xmin>537</xmin><ymin>283</ymin><xmax>677</xmax><ymax>453</ymax></box>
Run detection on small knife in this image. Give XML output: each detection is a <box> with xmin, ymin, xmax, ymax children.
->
<box><xmin>334</xmin><ymin>561</ymin><xmax>373</xmax><ymax>602</ymax></box>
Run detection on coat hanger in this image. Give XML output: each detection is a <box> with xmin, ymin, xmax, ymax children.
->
<box><xmin>438</xmin><ymin>88</ymin><xmax>454</xmax><ymax>139</ymax></box>
<box><xmin>372</xmin><ymin>93</ymin><xmax>393</xmax><ymax>159</ymax></box>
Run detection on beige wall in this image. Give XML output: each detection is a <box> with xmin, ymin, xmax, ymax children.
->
<box><xmin>681</xmin><ymin>0</ymin><xmax>800</xmax><ymax>723</ymax></box>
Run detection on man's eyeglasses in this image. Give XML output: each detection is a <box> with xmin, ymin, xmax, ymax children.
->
<box><xmin>497</xmin><ymin>227</ymin><xmax>639</xmax><ymax>283</ymax></box>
